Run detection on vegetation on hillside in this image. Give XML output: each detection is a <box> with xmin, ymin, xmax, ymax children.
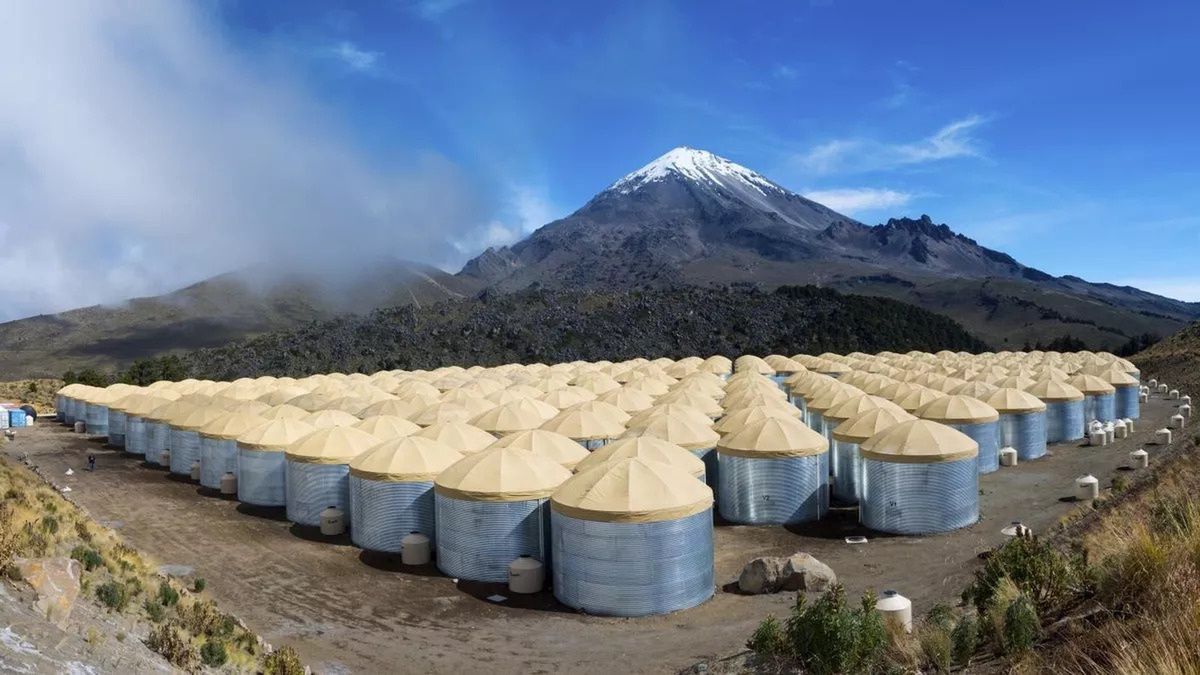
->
<box><xmin>1132</xmin><ymin>320</ymin><xmax>1200</xmax><ymax>396</ymax></box>
<box><xmin>0</xmin><ymin>379</ymin><xmax>62</xmax><ymax>414</ymax></box>
<box><xmin>159</xmin><ymin>285</ymin><xmax>986</xmax><ymax>380</ymax></box>
<box><xmin>0</xmin><ymin>455</ymin><xmax>304</xmax><ymax>673</ymax></box>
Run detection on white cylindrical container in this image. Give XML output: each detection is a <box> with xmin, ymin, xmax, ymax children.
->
<box><xmin>160</xmin><ymin>449</ymin><xmax>171</xmax><ymax>468</ymax></box>
<box><xmin>1157</xmin><ymin>429</ymin><xmax>1173</xmax><ymax>445</ymax></box>
<box><xmin>1181</xmin><ymin>405</ymin><xmax>1192</xmax><ymax>419</ymax></box>
<box><xmin>1182</xmin><ymin>395</ymin><xmax>1192</xmax><ymax>406</ymax></box>
<box><xmin>1001</xmin><ymin>521</ymin><xmax>1032</xmax><ymax>537</ymax></box>
<box><xmin>876</xmin><ymin>590</ymin><xmax>913</xmax><ymax>634</ymax></box>
<box><xmin>190</xmin><ymin>462</ymin><xmax>201</xmax><ymax>481</ymax></box>
<box><xmin>74</xmin><ymin>421</ymin><xmax>86</xmax><ymax>433</ymax></box>
<box><xmin>1170</xmin><ymin>389</ymin><xmax>1180</xmax><ymax>400</ymax></box>
<box><xmin>1171</xmin><ymin>414</ymin><xmax>1185</xmax><ymax>429</ymax></box>
<box><xmin>220</xmin><ymin>472</ymin><xmax>238</xmax><ymax>495</ymax></box>
<box><xmin>1124</xmin><ymin>418</ymin><xmax>1135</xmax><ymax>433</ymax></box>
<box><xmin>1148</xmin><ymin>378</ymin><xmax>1158</xmax><ymax>390</ymax></box>
<box><xmin>1130</xmin><ymin>449</ymin><xmax>1148</xmax><ymax>469</ymax></box>
<box><xmin>508</xmin><ymin>556</ymin><xmax>545</xmax><ymax>594</ymax></box>
<box><xmin>1113</xmin><ymin>420</ymin><xmax>1128</xmax><ymax>439</ymax></box>
<box><xmin>401</xmin><ymin>533</ymin><xmax>431</xmax><ymax>565</ymax></box>
<box><xmin>1089</xmin><ymin>430</ymin><xmax>1107</xmax><ymax>447</ymax></box>
<box><xmin>1104</xmin><ymin>426</ymin><xmax>1114</xmax><ymax>445</ymax></box>
<box><xmin>320</xmin><ymin>507</ymin><xmax>345</xmax><ymax>536</ymax></box>
<box><xmin>1075</xmin><ymin>475</ymin><xmax>1099</xmax><ymax>501</ymax></box>
<box><xmin>999</xmin><ymin>447</ymin><xmax>1018</xmax><ymax>467</ymax></box>
<box><xmin>1159</xmin><ymin>384</ymin><xmax>1169</xmax><ymax>395</ymax></box>
<box><xmin>1140</xmin><ymin>392</ymin><xmax>1149</xmax><ymax>404</ymax></box>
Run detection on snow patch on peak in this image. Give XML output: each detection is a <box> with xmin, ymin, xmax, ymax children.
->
<box><xmin>607</xmin><ymin>146</ymin><xmax>782</xmax><ymax>196</ymax></box>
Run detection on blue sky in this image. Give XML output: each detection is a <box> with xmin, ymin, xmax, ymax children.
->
<box><xmin>1</xmin><ymin>1</ymin><xmax>1198</xmax><ymax>321</ymax></box>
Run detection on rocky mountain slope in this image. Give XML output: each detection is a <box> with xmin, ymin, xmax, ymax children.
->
<box><xmin>460</xmin><ymin>148</ymin><xmax>1199</xmax><ymax>350</ymax></box>
<box><xmin>0</xmin><ymin>260</ymin><xmax>479</xmax><ymax>378</ymax></box>
<box><xmin>1131</xmin><ymin>319</ymin><xmax>1200</xmax><ymax>395</ymax></box>
<box><xmin>178</xmin><ymin>285</ymin><xmax>986</xmax><ymax>380</ymax></box>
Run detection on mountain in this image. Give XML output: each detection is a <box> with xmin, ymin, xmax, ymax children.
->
<box><xmin>178</xmin><ymin>285</ymin><xmax>986</xmax><ymax>381</ymax></box>
<box><xmin>460</xmin><ymin>147</ymin><xmax>1200</xmax><ymax>349</ymax></box>
<box><xmin>0</xmin><ymin>260</ymin><xmax>479</xmax><ymax>378</ymax></box>
<box><xmin>1131</xmin><ymin>320</ymin><xmax>1200</xmax><ymax>396</ymax></box>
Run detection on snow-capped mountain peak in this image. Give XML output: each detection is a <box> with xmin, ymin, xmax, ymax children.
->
<box><xmin>607</xmin><ymin>146</ymin><xmax>783</xmax><ymax>196</ymax></box>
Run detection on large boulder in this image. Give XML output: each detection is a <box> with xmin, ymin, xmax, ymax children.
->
<box><xmin>737</xmin><ymin>553</ymin><xmax>836</xmax><ymax>595</ymax></box>
<box><xmin>15</xmin><ymin>557</ymin><xmax>82</xmax><ymax>628</ymax></box>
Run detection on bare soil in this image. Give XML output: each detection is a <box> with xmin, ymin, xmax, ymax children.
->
<box><xmin>1</xmin><ymin>397</ymin><xmax>1183</xmax><ymax>674</ymax></box>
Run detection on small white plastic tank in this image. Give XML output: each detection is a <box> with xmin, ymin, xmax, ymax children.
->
<box><xmin>1075</xmin><ymin>474</ymin><xmax>1099</xmax><ymax>501</ymax></box>
<box><xmin>1130</xmin><ymin>449</ymin><xmax>1148</xmax><ymax>469</ymax></box>
<box><xmin>999</xmin><ymin>447</ymin><xmax>1018</xmax><ymax>467</ymax></box>
<box><xmin>220</xmin><ymin>472</ymin><xmax>238</xmax><ymax>495</ymax></box>
<box><xmin>1157</xmin><ymin>428</ymin><xmax>1173</xmax><ymax>445</ymax></box>
<box><xmin>1089</xmin><ymin>430</ymin><xmax>1107</xmax><ymax>446</ymax></box>
<box><xmin>508</xmin><ymin>555</ymin><xmax>545</xmax><ymax>594</ymax></box>
<box><xmin>875</xmin><ymin>590</ymin><xmax>912</xmax><ymax>634</ymax></box>
<box><xmin>190</xmin><ymin>461</ymin><xmax>201</xmax><ymax>482</ymax></box>
<box><xmin>320</xmin><ymin>507</ymin><xmax>345</xmax><ymax>536</ymax></box>
<box><xmin>1171</xmin><ymin>414</ymin><xmax>1185</xmax><ymax>429</ymax></box>
<box><xmin>401</xmin><ymin>532</ymin><xmax>432</xmax><ymax>566</ymax></box>
<box><xmin>1113</xmin><ymin>419</ymin><xmax>1128</xmax><ymax>439</ymax></box>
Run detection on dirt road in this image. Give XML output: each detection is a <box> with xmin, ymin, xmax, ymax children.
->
<box><xmin>3</xmin><ymin>397</ymin><xmax>1181</xmax><ymax>674</ymax></box>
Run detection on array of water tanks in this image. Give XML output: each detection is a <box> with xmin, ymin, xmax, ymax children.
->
<box><xmin>53</xmin><ymin>348</ymin><xmax>1146</xmax><ymax>617</ymax></box>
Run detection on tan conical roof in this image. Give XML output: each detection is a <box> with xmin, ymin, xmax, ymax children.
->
<box><xmin>860</xmin><ymin>419</ymin><xmax>978</xmax><ymax>463</ymax></box>
<box><xmin>540</xmin><ymin>386</ymin><xmax>597</xmax><ymax>409</ymax></box>
<box><xmin>657</xmin><ymin>389</ymin><xmax>723</xmax><ymax>416</ymax></box>
<box><xmin>414</xmin><ymin>421</ymin><xmax>498</xmax><ymax>453</ymax></box>
<box><xmin>237</xmin><ymin>417</ymin><xmax>317</xmax><ymax>451</ymax></box>
<box><xmin>984</xmin><ymin>388</ymin><xmax>1047</xmax><ymax>414</ymax></box>
<box><xmin>490</xmin><ymin>429</ymin><xmax>589</xmax><ymax>469</ymax></box>
<box><xmin>717</xmin><ymin>416</ymin><xmax>828</xmax><ymax>458</ymax></box>
<box><xmin>915</xmin><ymin>395</ymin><xmax>1000</xmax><ymax>424</ymax></box>
<box><xmin>572</xmin><ymin>436</ymin><xmax>705</xmax><ymax>477</ymax></box>
<box><xmin>143</xmin><ymin>400</ymin><xmax>196</xmax><ymax>423</ymax></box>
<box><xmin>571</xmin><ymin>400</ymin><xmax>633</xmax><ymax>425</ymax></box>
<box><xmin>117</xmin><ymin>393</ymin><xmax>176</xmax><ymax>416</ymax></box>
<box><xmin>261</xmin><ymin>404</ymin><xmax>311</xmax><ymax>420</ymax></box>
<box><xmin>349</xmin><ymin>436</ymin><xmax>464</xmax><ymax>482</ymax></box>
<box><xmin>352</xmin><ymin>415</ymin><xmax>421</xmax><ymax>439</ymax></box>
<box><xmin>285</xmin><ymin>426</ymin><xmax>380</xmax><ymax>465</ymax></box>
<box><xmin>1025</xmin><ymin>378</ymin><xmax>1086</xmax><ymax>402</ymax></box>
<box><xmin>540</xmin><ymin>406</ymin><xmax>626</xmax><ymax>441</ymax></box>
<box><xmin>596</xmin><ymin>387</ymin><xmax>655</xmax><ymax>413</ymax></box>
<box><xmin>713</xmin><ymin>405</ymin><xmax>798</xmax><ymax>435</ymax></box>
<box><xmin>198</xmin><ymin>410</ymin><xmax>267</xmax><ymax>440</ymax></box>
<box><xmin>622</xmin><ymin>413</ymin><xmax>720</xmax><ymax>451</ymax></box>
<box><xmin>895</xmin><ymin>387</ymin><xmax>948</xmax><ymax>413</ymax></box>
<box><xmin>306</xmin><ymin>409</ymin><xmax>360</xmax><ymax>429</ymax></box>
<box><xmin>951</xmin><ymin>381</ymin><xmax>999</xmax><ymax>399</ymax></box>
<box><xmin>434</xmin><ymin>446</ymin><xmax>572</xmax><ymax>501</ymax></box>
<box><xmin>360</xmin><ymin>397</ymin><xmax>425</xmax><ymax>420</ymax></box>
<box><xmin>831</xmin><ymin>408</ymin><xmax>917</xmax><ymax>444</ymax></box>
<box><xmin>470</xmin><ymin>398</ymin><xmax>557</xmax><ymax>435</ymax></box>
<box><xmin>551</xmin><ymin>458</ymin><xmax>713</xmax><ymax>523</ymax></box>
<box><xmin>169</xmin><ymin>405</ymin><xmax>225</xmax><ymax>431</ymax></box>
<box><xmin>412</xmin><ymin>401</ymin><xmax>477</xmax><ymax>426</ymax></box>
<box><xmin>1067</xmin><ymin>373</ymin><xmax>1116</xmax><ymax>395</ymax></box>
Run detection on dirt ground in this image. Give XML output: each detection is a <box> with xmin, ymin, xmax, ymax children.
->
<box><xmin>1</xmin><ymin>397</ymin><xmax>1184</xmax><ymax>674</ymax></box>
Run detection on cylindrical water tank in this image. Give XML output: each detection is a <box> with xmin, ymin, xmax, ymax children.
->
<box><xmin>1026</xmin><ymin>379</ymin><xmax>1085</xmax><ymax>443</ymax></box>
<box><xmin>1075</xmin><ymin>475</ymin><xmax>1099</xmax><ymax>501</ymax></box>
<box><xmin>859</xmin><ymin>420</ymin><xmax>980</xmax><ymax>534</ymax></box>
<box><xmin>550</xmin><ymin>457</ymin><xmax>714</xmax><ymax>616</ymax></box>
<box><xmin>806</xmin><ymin>384</ymin><xmax>866</xmax><ymax>442</ymax></box>
<box><xmin>716</xmin><ymin>417</ymin><xmax>829</xmax><ymax>525</ymax></box>
<box><xmin>235</xmin><ymin>418</ymin><xmax>317</xmax><ymax>506</ymax></box>
<box><xmin>121</xmin><ymin>394</ymin><xmax>174</xmax><ymax>457</ymax></box>
<box><xmin>621</xmin><ymin>412</ymin><xmax>719</xmax><ymax>490</ymax></box>
<box><xmin>572</xmin><ymin>436</ymin><xmax>705</xmax><ymax>481</ymax></box>
<box><xmin>829</xmin><ymin>407</ymin><xmax>915</xmax><ymax>504</ymax></box>
<box><xmin>106</xmin><ymin>393</ymin><xmax>137</xmax><ymax>449</ymax></box>
<box><xmin>142</xmin><ymin>401</ymin><xmax>195</xmax><ymax>468</ymax></box>
<box><xmin>821</xmin><ymin>394</ymin><xmax>904</xmax><ymax>451</ymax></box>
<box><xmin>1070</xmin><ymin>374</ymin><xmax>1116</xmax><ymax>428</ymax></box>
<box><xmin>83</xmin><ymin>389</ymin><xmax>116</xmax><ymax>439</ymax></box>
<box><xmin>915</xmin><ymin>395</ymin><xmax>1001</xmax><ymax>474</ymax></box>
<box><xmin>1109</xmin><ymin>373</ymin><xmax>1141</xmax><ymax>420</ymax></box>
<box><xmin>197</xmin><ymin>411</ymin><xmax>264</xmax><ymax>490</ymax></box>
<box><xmin>284</xmin><ymin>426</ymin><xmax>379</xmax><ymax>526</ymax></box>
<box><xmin>876</xmin><ymin>590</ymin><xmax>913</xmax><ymax>634</ymax></box>
<box><xmin>985</xmin><ymin>388</ymin><xmax>1047</xmax><ymax>461</ymax></box>
<box><xmin>434</xmin><ymin>447</ymin><xmax>571</xmax><ymax>583</ymax></box>
<box><xmin>348</xmin><ymin>436</ymin><xmax>463</xmax><ymax>552</ymax></box>
<box><xmin>490</xmin><ymin>429</ymin><xmax>589</xmax><ymax>470</ymax></box>
<box><xmin>167</xmin><ymin>406</ymin><xmax>223</xmax><ymax>477</ymax></box>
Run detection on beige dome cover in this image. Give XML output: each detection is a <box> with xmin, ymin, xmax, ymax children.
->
<box><xmin>262</xmin><ymin>404</ymin><xmax>312</xmax><ymax>420</ymax></box>
<box><xmin>831</xmin><ymin>408</ymin><xmax>917</xmax><ymax>444</ymax></box>
<box><xmin>114</xmin><ymin>393</ymin><xmax>173</xmax><ymax>416</ymax></box>
<box><xmin>571</xmin><ymin>400</ymin><xmax>633</xmax><ymax>425</ymax></box>
<box><xmin>1067</xmin><ymin>373</ymin><xmax>1116</xmax><ymax>395</ymax></box>
<box><xmin>541</xmin><ymin>387</ymin><xmax>596</xmax><ymax>409</ymax></box>
<box><xmin>143</xmin><ymin>400</ymin><xmax>196</xmax><ymax>423</ymax></box>
<box><xmin>658</xmin><ymin>390</ymin><xmax>723</xmax><ymax>416</ymax></box>
<box><xmin>622</xmin><ymin>414</ymin><xmax>720</xmax><ymax>451</ymax></box>
<box><xmin>286</xmin><ymin>426</ymin><xmax>379</xmax><ymax>465</ymax></box>
<box><xmin>470</xmin><ymin>398</ymin><xmax>556</xmax><ymax>435</ymax></box>
<box><xmin>352</xmin><ymin>415</ymin><xmax>421</xmax><ymax>438</ymax></box>
<box><xmin>412</xmin><ymin>401</ymin><xmax>477</xmax><ymax>426</ymax></box>
<box><xmin>984</xmin><ymin>388</ymin><xmax>1048</xmax><ymax>414</ymax></box>
<box><xmin>551</xmin><ymin>458</ymin><xmax>713</xmax><ymax>523</ymax></box>
<box><xmin>169</xmin><ymin>406</ymin><xmax>225</xmax><ymax>431</ymax></box>
<box><xmin>490</xmin><ymin>429</ymin><xmax>589</xmax><ymax>469</ymax></box>
<box><xmin>627</xmin><ymin>403</ymin><xmax>712</xmax><ymax>430</ymax></box>
<box><xmin>1025</xmin><ymin>378</ymin><xmax>1085</xmax><ymax>402</ymax></box>
<box><xmin>349</xmin><ymin>436</ymin><xmax>464</xmax><ymax>482</ymax></box>
<box><xmin>805</xmin><ymin>385</ymin><xmax>863</xmax><ymax>416</ymax></box>
<box><xmin>895</xmin><ymin>387</ymin><xmax>948</xmax><ymax>413</ymax></box>
<box><xmin>361</xmin><ymin>398</ymin><xmax>425</xmax><ymax>420</ymax></box>
<box><xmin>860</xmin><ymin>419</ymin><xmax>978</xmax><ymax>463</ymax></box>
<box><xmin>1100</xmin><ymin>369</ymin><xmax>1138</xmax><ymax>387</ymax></box>
<box><xmin>713</xmin><ymin>405</ymin><xmax>798</xmax><ymax>435</ymax></box>
<box><xmin>199</xmin><ymin>411</ymin><xmax>266</xmax><ymax>440</ymax></box>
<box><xmin>915</xmin><ymin>395</ymin><xmax>1000</xmax><ymax>424</ymax></box>
<box><xmin>572</xmin><ymin>436</ymin><xmax>705</xmax><ymax>477</ymax></box>
<box><xmin>540</xmin><ymin>406</ymin><xmax>625</xmax><ymax>441</ymax></box>
<box><xmin>435</xmin><ymin>446</ymin><xmax>572</xmax><ymax>501</ymax></box>
<box><xmin>306</xmin><ymin>409</ymin><xmax>360</xmax><ymax>429</ymax></box>
<box><xmin>951</xmin><ymin>381</ymin><xmax>999</xmax><ymax>399</ymax></box>
<box><xmin>414</xmin><ymin>422</ymin><xmax>498</xmax><ymax>453</ymax></box>
<box><xmin>596</xmin><ymin>387</ymin><xmax>654</xmax><ymax>413</ymax></box>
<box><xmin>824</xmin><ymin>394</ymin><xmax>904</xmax><ymax>422</ymax></box>
<box><xmin>717</xmin><ymin>416</ymin><xmax>828</xmax><ymax>458</ymax></box>
<box><xmin>237</xmin><ymin>417</ymin><xmax>317</xmax><ymax>451</ymax></box>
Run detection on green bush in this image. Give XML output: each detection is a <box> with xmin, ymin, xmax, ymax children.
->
<box><xmin>70</xmin><ymin>546</ymin><xmax>103</xmax><ymax>572</ymax></box>
<box><xmin>143</xmin><ymin>599</ymin><xmax>166</xmax><ymax>623</ymax></box>
<box><xmin>178</xmin><ymin>600</ymin><xmax>224</xmax><ymax>638</ymax></box>
<box><xmin>147</xmin><ymin>622</ymin><xmax>197</xmax><ymax>670</ymax></box>
<box><xmin>263</xmin><ymin>645</ymin><xmax>305</xmax><ymax>675</ymax></box>
<box><xmin>951</xmin><ymin>615</ymin><xmax>978</xmax><ymax>667</ymax></box>
<box><xmin>95</xmin><ymin>581</ymin><xmax>129</xmax><ymax>611</ymax></box>
<box><xmin>157</xmin><ymin>581</ymin><xmax>179</xmax><ymax>607</ymax></box>
<box><xmin>963</xmin><ymin>535</ymin><xmax>1092</xmax><ymax>617</ymax></box>
<box><xmin>745</xmin><ymin>585</ymin><xmax>887</xmax><ymax>675</ymax></box>
<box><xmin>40</xmin><ymin>515</ymin><xmax>59</xmax><ymax>535</ymax></box>
<box><xmin>746</xmin><ymin>614</ymin><xmax>786</xmax><ymax>655</ymax></box>
<box><xmin>1003</xmin><ymin>595</ymin><xmax>1040</xmax><ymax>654</ymax></box>
<box><xmin>200</xmin><ymin>640</ymin><xmax>228</xmax><ymax>668</ymax></box>
<box><xmin>918</xmin><ymin>623</ymin><xmax>952</xmax><ymax>673</ymax></box>
<box><xmin>192</xmin><ymin>577</ymin><xmax>206</xmax><ymax>593</ymax></box>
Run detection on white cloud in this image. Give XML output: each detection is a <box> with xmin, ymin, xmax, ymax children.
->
<box><xmin>409</xmin><ymin>0</ymin><xmax>473</xmax><ymax>20</ymax></box>
<box><xmin>797</xmin><ymin>115</ymin><xmax>988</xmax><ymax>175</ymax></box>
<box><xmin>450</xmin><ymin>184</ymin><xmax>561</xmax><ymax>254</ymax></box>
<box><xmin>326</xmin><ymin>41</ymin><xmax>381</xmax><ymax>72</ymax></box>
<box><xmin>772</xmin><ymin>64</ymin><xmax>798</xmax><ymax>80</ymax></box>
<box><xmin>803</xmin><ymin>188</ymin><xmax>913</xmax><ymax>215</ymax></box>
<box><xmin>1112</xmin><ymin>277</ymin><xmax>1200</xmax><ymax>302</ymax></box>
<box><xmin>0</xmin><ymin>4</ymin><xmax>498</xmax><ymax>321</ymax></box>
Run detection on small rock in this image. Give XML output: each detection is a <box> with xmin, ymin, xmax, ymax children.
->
<box><xmin>737</xmin><ymin>553</ymin><xmax>836</xmax><ymax>595</ymax></box>
<box><xmin>15</xmin><ymin>557</ymin><xmax>82</xmax><ymax>629</ymax></box>
<box><xmin>737</xmin><ymin>556</ymin><xmax>786</xmax><ymax>594</ymax></box>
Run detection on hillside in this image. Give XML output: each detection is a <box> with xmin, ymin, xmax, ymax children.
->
<box><xmin>177</xmin><ymin>285</ymin><xmax>986</xmax><ymax>380</ymax></box>
<box><xmin>1131</xmin><ymin>319</ymin><xmax>1200</xmax><ymax>394</ymax></box>
<box><xmin>460</xmin><ymin>149</ymin><xmax>1199</xmax><ymax>350</ymax></box>
<box><xmin>0</xmin><ymin>260</ymin><xmax>479</xmax><ymax>378</ymax></box>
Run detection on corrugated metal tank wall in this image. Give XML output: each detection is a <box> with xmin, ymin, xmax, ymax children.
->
<box><xmin>859</xmin><ymin>457</ymin><xmax>980</xmax><ymax>534</ymax></box>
